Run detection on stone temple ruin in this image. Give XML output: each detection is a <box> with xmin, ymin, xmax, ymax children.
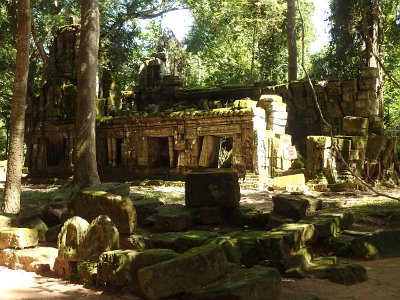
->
<box><xmin>25</xmin><ymin>24</ymin><xmax>399</xmax><ymax>188</ymax></box>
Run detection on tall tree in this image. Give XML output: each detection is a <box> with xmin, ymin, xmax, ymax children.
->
<box><xmin>72</xmin><ymin>0</ymin><xmax>101</xmax><ymax>188</ymax></box>
<box><xmin>2</xmin><ymin>0</ymin><xmax>31</xmax><ymax>214</ymax></box>
<box><xmin>287</xmin><ymin>0</ymin><xmax>297</xmax><ymax>81</ymax></box>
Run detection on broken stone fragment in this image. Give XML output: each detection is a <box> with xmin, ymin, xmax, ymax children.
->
<box><xmin>351</xmin><ymin>229</ymin><xmax>400</xmax><ymax>260</ymax></box>
<box><xmin>185</xmin><ymin>172</ymin><xmax>240</xmax><ymax>208</ymax></box>
<box><xmin>0</xmin><ymin>247</ymin><xmax>58</xmax><ymax>272</ymax></box>
<box><xmin>272</xmin><ymin>193</ymin><xmax>323</xmax><ymax>220</ymax></box>
<box><xmin>57</xmin><ymin>216</ymin><xmax>89</xmax><ymax>250</ymax></box>
<box><xmin>154</xmin><ymin>204</ymin><xmax>195</xmax><ymax>232</ymax></box>
<box><xmin>78</xmin><ymin>215</ymin><xmax>120</xmax><ymax>261</ymax></box>
<box><xmin>138</xmin><ymin>243</ymin><xmax>229</xmax><ymax>299</ymax></box>
<box><xmin>0</xmin><ymin>227</ymin><xmax>38</xmax><ymax>249</ymax></box>
<box><xmin>284</xmin><ymin>247</ymin><xmax>313</xmax><ymax>278</ymax></box>
<box><xmin>22</xmin><ymin>218</ymin><xmax>48</xmax><ymax>243</ymax></box>
<box><xmin>228</xmin><ymin>206</ymin><xmax>269</xmax><ymax>228</ymax></box>
<box><xmin>70</xmin><ymin>189</ymin><xmax>137</xmax><ymax>234</ymax></box>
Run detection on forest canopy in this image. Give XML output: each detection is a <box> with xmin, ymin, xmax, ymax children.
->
<box><xmin>0</xmin><ymin>0</ymin><xmax>400</xmax><ymax>161</ymax></box>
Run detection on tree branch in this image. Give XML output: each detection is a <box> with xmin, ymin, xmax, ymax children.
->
<box><xmin>31</xmin><ymin>17</ymin><xmax>49</xmax><ymax>66</ymax></box>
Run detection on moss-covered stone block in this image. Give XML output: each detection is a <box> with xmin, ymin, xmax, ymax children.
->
<box><xmin>154</xmin><ymin>204</ymin><xmax>195</xmax><ymax>232</ymax></box>
<box><xmin>272</xmin><ymin>193</ymin><xmax>322</xmax><ymax>220</ymax></box>
<box><xmin>0</xmin><ymin>227</ymin><xmax>38</xmax><ymax>249</ymax></box>
<box><xmin>185</xmin><ymin>172</ymin><xmax>240</xmax><ymax>208</ymax></box>
<box><xmin>78</xmin><ymin>215</ymin><xmax>119</xmax><ymax>261</ymax></box>
<box><xmin>184</xmin><ymin>265</ymin><xmax>281</xmax><ymax>300</ymax></box>
<box><xmin>130</xmin><ymin>197</ymin><xmax>163</xmax><ymax>224</ymax></box>
<box><xmin>342</xmin><ymin>117</ymin><xmax>369</xmax><ymax>136</ymax></box>
<box><xmin>77</xmin><ymin>261</ymin><xmax>97</xmax><ymax>285</ymax></box>
<box><xmin>207</xmin><ymin>236</ymin><xmax>242</xmax><ymax>264</ymax></box>
<box><xmin>299</xmin><ymin>217</ymin><xmax>338</xmax><ymax>238</ymax></box>
<box><xmin>138</xmin><ymin>244</ymin><xmax>229</xmax><ymax>299</ymax></box>
<box><xmin>97</xmin><ymin>249</ymin><xmax>178</xmax><ymax>288</ymax></box>
<box><xmin>314</xmin><ymin>209</ymin><xmax>354</xmax><ymax>231</ymax></box>
<box><xmin>228</xmin><ymin>206</ymin><xmax>269</xmax><ymax>228</ymax></box>
<box><xmin>145</xmin><ymin>230</ymin><xmax>221</xmax><ymax>253</ymax></box>
<box><xmin>0</xmin><ymin>214</ymin><xmax>19</xmax><ymax>228</ymax></box>
<box><xmin>284</xmin><ymin>247</ymin><xmax>313</xmax><ymax>278</ymax></box>
<box><xmin>351</xmin><ymin>229</ymin><xmax>400</xmax><ymax>259</ymax></box>
<box><xmin>272</xmin><ymin>223</ymin><xmax>317</xmax><ymax>248</ymax></box>
<box><xmin>267</xmin><ymin>214</ymin><xmax>298</xmax><ymax>230</ymax></box>
<box><xmin>328</xmin><ymin>264</ymin><xmax>368</xmax><ymax>285</ymax></box>
<box><xmin>53</xmin><ymin>257</ymin><xmax>78</xmax><ymax>279</ymax></box>
<box><xmin>326</xmin><ymin>234</ymin><xmax>355</xmax><ymax>256</ymax></box>
<box><xmin>236</xmin><ymin>231</ymin><xmax>290</xmax><ymax>266</ymax></box>
<box><xmin>70</xmin><ymin>190</ymin><xmax>137</xmax><ymax>234</ymax></box>
<box><xmin>22</xmin><ymin>218</ymin><xmax>48</xmax><ymax>243</ymax></box>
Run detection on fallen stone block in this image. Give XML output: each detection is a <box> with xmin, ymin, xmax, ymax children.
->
<box><xmin>267</xmin><ymin>213</ymin><xmax>298</xmax><ymax>230</ymax></box>
<box><xmin>185</xmin><ymin>172</ymin><xmax>240</xmax><ymax>208</ymax></box>
<box><xmin>138</xmin><ymin>244</ymin><xmax>229</xmax><ymax>299</ymax></box>
<box><xmin>145</xmin><ymin>230</ymin><xmax>220</xmax><ymax>253</ymax></box>
<box><xmin>272</xmin><ymin>193</ymin><xmax>322</xmax><ymax>220</ymax></box>
<box><xmin>0</xmin><ymin>247</ymin><xmax>58</xmax><ymax>271</ymax></box>
<box><xmin>184</xmin><ymin>265</ymin><xmax>281</xmax><ymax>300</ymax></box>
<box><xmin>70</xmin><ymin>190</ymin><xmax>137</xmax><ymax>234</ymax></box>
<box><xmin>82</xmin><ymin>182</ymin><xmax>130</xmax><ymax>197</ymax></box>
<box><xmin>154</xmin><ymin>204</ymin><xmax>195</xmax><ymax>232</ymax></box>
<box><xmin>77</xmin><ymin>261</ymin><xmax>97</xmax><ymax>286</ymax></box>
<box><xmin>0</xmin><ymin>214</ymin><xmax>19</xmax><ymax>227</ymax></box>
<box><xmin>314</xmin><ymin>209</ymin><xmax>354</xmax><ymax>232</ymax></box>
<box><xmin>78</xmin><ymin>215</ymin><xmax>120</xmax><ymax>261</ymax></box>
<box><xmin>97</xmin><ymin>249</ymin><xmax>178</xmax><ymax>292</ymax></box>
<box><xmin>53</xmin><ymin>257</ymin><xmax>78</xmax><ymax>279</ymax></box>
<box><xmin>22</xmin><ymin>218</ymin><xmax>48</xmax><ymax>243</ymax></box>
<box><xmin>272</xmin><ymin>223</ymin><xmax>317</xmax><ymax>248</ymax></box>
<box><xmin>207</xmin><ymin>236</ymin><xmax>242</xmax><ymax>264</ymax></box>
<box><xmin>58</xmin><ymin>216</ymin><xmax>89</xmax><ymax>249</ymax></box>
<box><xmin>236</xmin><ymin>231</ymin><xmax>290</xmax><ymax>266</ymax></box>
<box><xmin>130</xmin><ymin>196</ymin><xmax>163</xmax><ymax>224</ymax></box>
<box><xmin>326</xmin><ymin>234</ymin><xmax>355</xmax><ymax>256</ymax></box>
<box><xmin>351</xmin><ymin>229</ymin><xmax>400</xmax><ymax>259</ymax></box>
<box><xmin>329</xmin><ymin>264</ymin><xmax>368</xmax><ymax>285</ymax></box>
<box><xmin>228</xmin><ymin>206</ymin><xmax>269</xmax><ymax>228</ymax></box>
<box><xmin>284</xmin><ymin>247</ymin><xmax>313</xmax><ymax>278</ymax></box>
<box><xmin>299</xmin><ymin>217</ymin><xmax>338</xmax><ymax>238</ymax></box>
<box><xmin>0</xmin><ymin>227</ymin><xmax>38</xmax><ymax>249</ymax></box>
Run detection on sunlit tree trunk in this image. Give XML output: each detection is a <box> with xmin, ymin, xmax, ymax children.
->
<box><xmin>287</xmin><ymin>0</ymin><xmax>297</xmax><ymax>81</ymax></box>
<box><xmin>2</xmin><ymin>0</ymin><xmax>32</xmax><ymax>214</ymax></box>
<box><xmin>72</xmin><ymin>0</ymin><xmax>101</xmax><ymax>188</ymax></box>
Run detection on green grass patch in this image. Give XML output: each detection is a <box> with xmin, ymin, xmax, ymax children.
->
<box><xmin>20</xmin><ymin>186</ymin><xmax>74</xmax><ymax>205</ymax></box>
<box><xmin>350</xmin><ymin>200</ymin><xmax>400</xmax><ymax>228</ymax></box>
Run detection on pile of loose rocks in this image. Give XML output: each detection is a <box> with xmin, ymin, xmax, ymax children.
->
<box><xmin>1</xmin><ymin>172</ymin><xmax>400</xmax><ymax>299</ymax></box>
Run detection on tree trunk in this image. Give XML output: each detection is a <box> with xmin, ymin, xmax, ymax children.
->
<box><xmin>2</xmin><ymin>0</ymin><xmax>32</xmax><ymax>214</ymax></box>
<box><xmin>72</xmin><ymin>0</ymin><xmax>101</xmax><ymax>188</ymax></box>
<box><xmin>287</xmin><ymin>0</ymin><xmax>297</xmax><ymax>81</ymax></box>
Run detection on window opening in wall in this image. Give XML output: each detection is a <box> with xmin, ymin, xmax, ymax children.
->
<box><xmin>198</xmin><ymin>136</ymin><xmax>233</xmax><ymax>168</ymax></box>
<box><xmin>148</xmin><ymin>137</ymin><xmax>170</xmax><ymax>167</ymax></box>
<box><xmin>46</xmin><ymin>138</ymin><xmax>66</xmax><ymax>166</ymax></box>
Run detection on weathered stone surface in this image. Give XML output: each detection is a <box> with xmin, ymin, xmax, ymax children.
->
<box><xmin>342</xmin><ymin>116</ymin><xmax>368</xmax><ymax>136</ymax></box>
<box><xmin>228</xmin><ymin>206</ymin><xmax>269</xmax><ymax>228</ymax></box>
<box><xmin>78</xmin><ymin>215</ymin><xmax>120</xmax><ymax>261</ymax></box>
<box><xmin>185</xmin><ymin>172</ymin><xmax>240</xmax><ymax>208</ymax></box>
<box><xmin>53</xmin><ymin>257</ymin><xmax>78</xmax><ymax>279</ymax></box>
<box><xmin>328</xmin><ymin>264</ymin><xmax>368</xmax><ymax>285</ymax></box>
<box><xmin>18</xmin><ymin>207</ymin><xmax>43</xmax><ymax>225</ymax></box>
<box><xmin>130</xmin><ymin>196</ymin><xmax>163</xmax><ymax>224</ymax></box>
<box><xmin>138</xmin><ymin>244</ymin><xmax>229</xmax><ymax>299</ymax></box>
<box><xmin>97</xmin><ymin>249</ymin><xmax>178</xmax><ymax>288</ymax></box>
<box><xmin>267</xmin><ymin>214</ymin><xmax>298</xmax><ymax>230</ymax></box>
<box><xmin>351</xmin><ymin>229</ymin><xmax>400</xmax><ymax>259</ymax></box>
<box><xmin>272</xmin><ymin>194</ymin><xmax>322</xmax><ymax>220</ymax></box>
<box><xmin>58</xmin><ymin>216</ymin><xmax>89</xmax><ymax>249</ymax></box>
<box><xmin>154</xmin><ymin>204</ymin><xmax>195</xmax><ymax>232</ymax></box>
<box><xmin>236</xmin><ymin>231</ymin><xmax>291</xmax><ymax>266</ymax></box>
<box><xmin>145</xmin><ymin>230</ymin><xmax>220</xmax><ymax>253</ymax></box>
<box><xmin>207</xmin><ymin>236</ymin><xmax>241</xmax><ymax>264</ymax></box>
<box><xmin>22</xmin><ymin>218</ymin><xmax>48</xmax><ymax>243</ymax></box>
<box><xmin>77</xmin><ymin>261</ymin><xmax>98</xmax><ymax>285</ymax></box>
<box><xmin>299</xmin><ymin>217</ymin><xmax>338</xmax><ymax>238</ymax></box>
<box><xmin>82</xmin><ymin>182</ymin><xmax>130</xmax><ymax>197</ymax></box>
<box><xmin>199</xmin><ymin>207</ymin><xmax>226</xmax><ymax>225</ymax></box>
<box><xmin>0</xmin><ymin>247</ymin><xmax>58</xmax><ymax>271</ymax></box>
<box><xmin>70</xmin><ymin>190</ymin><xmax>137</xmax><ymax>234</ymax></box>
<box><xmin>0</xmin><ymin>214</ymin><xmax>19</xmax><ymax>227</ymax></box>
<box><xmin>284</xmin><ymin>247</ymin><xmax>313</xmax><ymax>278</ymax></box>
<box><xmin>184</xmin><ymin>265</ymin><xmax>281</xmax><ymax>300</ymax></box>
<box><xmin>0</xmin><ymin>227</ymin><xmax>38</xmax><ymax>249</ymax></box>
<box><xmin>326</xmin><ymin>234</ymin><xmax>355</xmax><ymax>256</ymax></box>
<box><xmin>272</xmin><ymin>223</ymin><xmax>317</xmax><ymax>247</ymax></box>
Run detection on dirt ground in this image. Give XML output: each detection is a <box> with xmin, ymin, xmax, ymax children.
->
<box><xmin>1</xmin><ymin>177</ymin><xmax>400</xmax><ymax>299</ymax></box>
